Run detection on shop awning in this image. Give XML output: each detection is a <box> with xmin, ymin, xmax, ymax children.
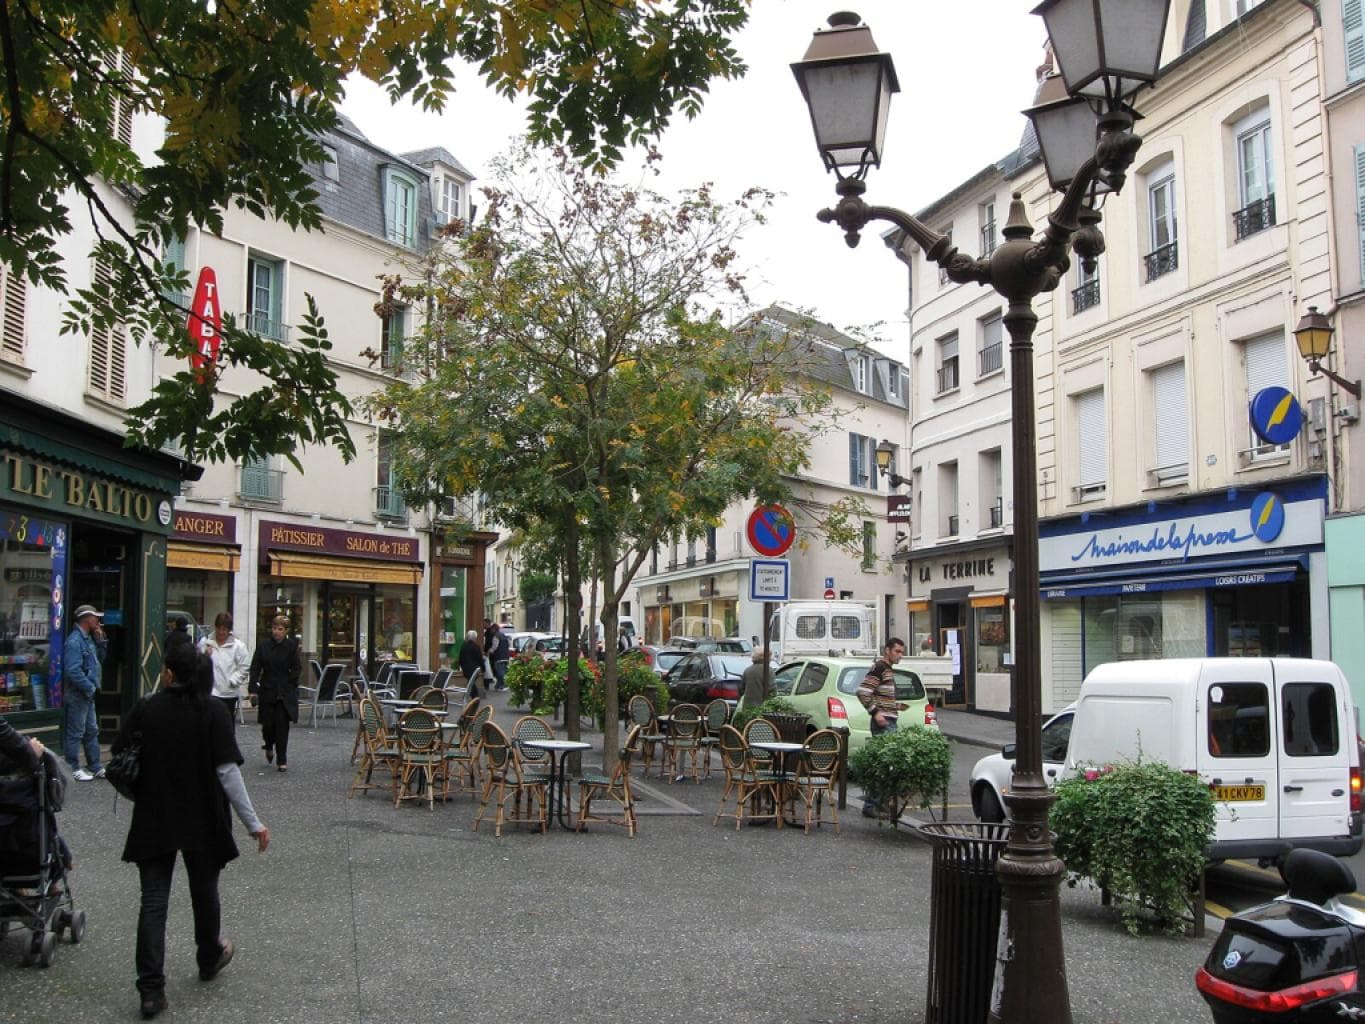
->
<box><xmin>1040</xmin><ymin>556</ymin><xmax>1305</xmax><ymax>599</ymax></box>
<box><xmin>969</xmin><ymin>593</ymin><xmax>1007</xmax><ymax>608</ymax></box>
<box><xmin>266</xmin><ymin>551</ymin><xmax>423</xmax><ymax>586</ymax></box>
<box><xmin>167</xmin><ymin>541</ymin><xmax>240</xmax><ymax>572</ymax></box>
<box><xmin>906</xmin><ymin>599</ymin><xmax>930</xmax><ymax>613</ymax></box>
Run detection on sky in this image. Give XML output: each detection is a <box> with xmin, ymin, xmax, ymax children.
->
<box><xmin>339</xmin><ymin>2</ymin><xmax>1049</xmax><ymax>362</ymax></box>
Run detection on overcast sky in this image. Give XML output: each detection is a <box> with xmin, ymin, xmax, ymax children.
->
<box><xmin>340</xmin><ymin>2</ymin><xmax>1048</xmax><ymax>362</ymax></box>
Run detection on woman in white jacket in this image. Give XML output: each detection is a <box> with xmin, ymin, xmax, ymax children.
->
<box><xmin>199</xmin><ymin>612</ymin><xmax>251</xmax><ymax>727</ymax></box>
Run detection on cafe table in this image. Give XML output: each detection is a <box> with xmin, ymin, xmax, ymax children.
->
<box><xmin>518</xmin><ymin>738</ymin><xmax>592</xmax><ymax>830</ymax></box>
<box><xmin>748</xmin><ymin>740</ymin><xmax>805</xmax><ymax>828</ymax></box>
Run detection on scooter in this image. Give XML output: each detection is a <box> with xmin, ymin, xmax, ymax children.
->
<box><xmin>1196</xmin><ymin>848</ymin><xmax>1365</xmax><ymax>1021</ymax></box>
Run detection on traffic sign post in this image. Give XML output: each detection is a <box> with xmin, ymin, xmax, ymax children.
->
<box><xmin>749</xmin><ymin>558</ymin><xmax>790</xmax><ymax>602</ymax></box>
<box><xmin>746</xmin><ymin>503</ymin><xmax>796</xmax><ymax>557</ymax></box>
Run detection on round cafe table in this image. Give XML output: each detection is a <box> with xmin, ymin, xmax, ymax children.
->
<box><xmin>518</xmin><ymin>738</ymin><xmax>592</xmax><ymax>830</ymax></box>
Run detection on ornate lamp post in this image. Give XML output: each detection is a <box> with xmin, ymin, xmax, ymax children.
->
<box><xmin>794</xmin><ymin>5</ymin><xmax>1172</xmax><ymax>1023</ymax></box>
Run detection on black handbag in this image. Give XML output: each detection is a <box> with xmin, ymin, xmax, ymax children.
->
<box><xmin>105</xmin><ymin>739</ymin><xmax>141</xmax><ymax>801</ymax></box>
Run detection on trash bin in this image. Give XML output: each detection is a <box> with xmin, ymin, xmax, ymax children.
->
<box><xmin>918</xmin><ymin>822</ymin><xmax>1010</xmax><ymax>1024</ymax></box>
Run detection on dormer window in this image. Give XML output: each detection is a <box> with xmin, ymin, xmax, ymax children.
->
<box><xmin>438</xmin><ymin>177</ymin><xmax>463</xmax><ymax>224</ymax></box>
<box><xmin>321</xmin><ymin>144</ymin><xmax>339</xmax><ymax>183</ymax></box>
<box><xmin>384</xmin><ymin>167</ymin><xmax>419</xmax><ymax>248</ymax></box>
<box><xmin>852</xmin><ymin>353</ymin><xmax>870</xmax><ymax>394</ymax></box>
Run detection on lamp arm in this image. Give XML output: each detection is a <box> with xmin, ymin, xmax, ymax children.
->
<box><xmin>1309</xmin><ymin>360</ymin><xmax>1363</xmax><ymax>399</ymax></box>
<box><xmin>1025</xmin><ymin>154</ymin><xmax>1102</xmax><ymax>284</ymax></box>
<box><xmin>817</xmin><ymin>180</ymin><xmax>991</xmax><ymax>285</ymax></box>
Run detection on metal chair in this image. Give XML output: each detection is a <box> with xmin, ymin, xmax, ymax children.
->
<box><xmin>577</xmin><ymin>725</ymin><xmax>641</xmax><ymax>837</ymax></box>
<box><xmin>431</xmin><ymin>667</ymin><xmax>452</xmax><ymax>691</ymax></box>
<box><xmin>419</xmin><ymin>688</ymin><xmax>448</xmax><ymax>712</ymax></box>
<box><xmin>473</xmin><ymin>721</ymin><xmax>548</xmax><ymax>837</ymax></box>
<box><xmin>303</xmin><ymin>664</ymin><xmax>346</xmax><ymax>728</ymax></box>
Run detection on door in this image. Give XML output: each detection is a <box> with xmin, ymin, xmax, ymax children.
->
<box><xmin>1199</xmin><ymin>662</ymin><xmax>1277</xmax><ymax>844</ymax></box>
<box><xmin>1275</xmin><ymin>664</ymin><xmax>1353</xmax><ymax>843</ymax></box>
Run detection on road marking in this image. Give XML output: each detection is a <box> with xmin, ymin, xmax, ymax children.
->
<box><xmin>1204</xmin><ymin>898</ymin><xmax>1234</xmax><ymax>919</ymax></box>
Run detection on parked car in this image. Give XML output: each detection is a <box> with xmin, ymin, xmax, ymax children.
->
<box><xmin>761</xmin><ymin>655</ymin><xmax>938</xmax><ymax>754</ymax></box>
<box><xmin>531</xmin><ymin>636</ymin><xmax>566</xmax><ymax>660</ymax></box>
<box><xmin>640</xmin><ymin>645</ymin><xmax>692</xmax><ymax>677</ymax></box>
<box><xmin>667</xmin><ymin>636</ymin><xmax>703</xmax><ymax>650</ymax></box>
<box><xmin>664</xmin><ymin>652</ymin><xmax>751</xmax><ymax>705</ymax></box>
<box><xmin>969</xmin><ymin>705</ymin><xmax>1074</xmax><ymax>823</ymax></box>
<box><xmin>692</xmin><ymin>636</ymin><xmax>754</xmax><ymax>654</ymax></box>
<box><xmin>504</xmin><ymin>630</ymin><xmax>550</xmax><ymax>654</ymax></box>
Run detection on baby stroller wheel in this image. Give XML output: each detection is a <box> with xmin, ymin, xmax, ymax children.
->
<box><xmin>66</xmin><ymin>910</ymin><xmax>85</xmax><ymax>944</ymax></box>
<box><xmin>37</xmin><ymin>929</ymin><xmax>56</xmax><ymax>967</ymax></box>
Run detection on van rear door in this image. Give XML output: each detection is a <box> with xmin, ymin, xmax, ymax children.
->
<box><xmin>1199</xmin><ymin>661</ymin><xmax>1277</xmax><ymax>844</ymax></box>
<box><xmin>1273</xmin><ymin>662</ymin><xmax>1353</xmax><ymax>843</ymax></box>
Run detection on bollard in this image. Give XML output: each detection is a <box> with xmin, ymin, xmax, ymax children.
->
<box><xmin>919</xmin><ymin>822</ymin><xmax>1010</xmax><ymax>1024</ymax></box>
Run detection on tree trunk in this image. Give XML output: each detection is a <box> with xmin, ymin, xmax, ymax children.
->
<box><xmin>598</xmin><ymin>536</ymin><xmax>621</xmax><ymax>766</ymax></box>
<box><xmin>562</xmin><ymin>515</ymin><xmax>582</xmax><ymax>745</ymax></box>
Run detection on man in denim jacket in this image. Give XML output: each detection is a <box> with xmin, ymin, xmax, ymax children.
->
<box><xmin>63</xmin><ymin>605</ymin><xmax>107</xmax><ymax>780</ymax></box>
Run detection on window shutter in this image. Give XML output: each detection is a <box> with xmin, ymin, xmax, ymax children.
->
<box><xmin>88</xmin><ymin>260</ymin><xmax>126</xmax><ymax>402</ymax></box>
<box><xmin>1152</xmin><ymin>361</ymin><xmax>1188</xmax><ymax>473</ymax></box>
<box><xmin>1355</xmin><ymin>144</ymin><xmax>1365</xmax><ymax>282</ymax></box>
<box><xmin>112</xmin><ymin>52</ymin><xmax>134</xmax><ymax>146</ymax></box>
<box><xmin>849</xmin><ymin>433</ymin><xmax>861</xmax><ymax>486</ymax></box>
<box><xmin>1244</xmin><ymin>332</ymin><xmax>1287</xmax><ymax>399</ymax></box>
<box><xmin>1347</xmin><ymin>0</ymin><xmax>1365</xmax><ymax>83</ymax></box>
<box><xmin>868</xmin><ymin>436</ymin><xmax>878</xmax><ymax>492</ymax></box>
<box><xmin>1076</xmin><ymin>389</ymin><xmax>1106</xmax><ymax>488</ymax></box>
<box><xmin>0</xmin><ymin>267</ymin><xmax>25</xmax><ymax>361</ymax></box>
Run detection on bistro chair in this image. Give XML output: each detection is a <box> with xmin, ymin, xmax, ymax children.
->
<box><xmin>663</xmin><ymin>703</ymin><xmax>704</xmax><ymax>784</ymax></box>
<box><xmin>577</xmin><ymin>725</ymin><xmax>641</xmax><ymax>837</ymax></box>
<box><xmin>473</xmin><ymin>721</ymin><xmax>548</xmax><ymax>837</ymax></box>
<box><xmin>430</xmin><ymin>667</ymin><xmax>452</xmax><ymax>691</ymax></box>
<box><xmin>792</xmin><ymin>729</ymin><xmax>841</xmax><ymax>834</ymax></box>
<box><xmin>305</xmin><ymin>664</ymin><xmax>346</xmax><ymax>728</ymax></box>
<box><xmin>394</xmin><ymin>707</ymin><xmax>444</xmax><ymax>811</ymax></box>
<box><xmin>698</xmin><ymin>699</ymin><xmax>729</xmax><ymax>778</ymax></box>
<box><xmin>419</xmin><ymin>688</ymin><xmax>448</xmax><ymax>712</ymax></box>
<box><xmin>445</xmin><ymin>703</ymin><xmax>493</xmax><ymax>797</ymax></box>
<box><xmin>411</xmin><ymin>684</ymin><xmax>434</xmax><ymax>702</ymax></box>
<box><xmin>626</xmin><ymin>695</ymin><xmax>667</xmax><ymax>776</ymax></box>
<box><xmin>743</xmin><ymin>717</ymin><xmax>780</xmax><ymax>775</ymax></box>
<box><xmin>349</xmin><ymin>697</ymin><xmax>399</xmax><ymax>799</ymax></box>
<box><xmin>713</xmin><ymin>725</ymin><xmax>779</xmax><ymax>830</ymax></box>
<box><xmin>511</xmin><ymin>715</ymin><xmax>556</xmax><ymax>779</ymax></box>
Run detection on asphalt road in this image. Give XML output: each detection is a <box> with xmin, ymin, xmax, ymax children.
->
<box><xmin>3</xmin><ymin>696</ymin><xmax>1222</xmax><ymax>1023</ymax></box>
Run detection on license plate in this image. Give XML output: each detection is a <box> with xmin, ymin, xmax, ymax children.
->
<box><xmin>1213</xmin><ymin>784</ymin><xmax>1265</xmax><ymax>802</ymax></box>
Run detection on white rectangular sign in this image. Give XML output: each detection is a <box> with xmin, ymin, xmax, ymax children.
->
<box><xmin>749</xmin><ymin>559</ymin><xmax>790</xmax><ymax>602</ymax></box>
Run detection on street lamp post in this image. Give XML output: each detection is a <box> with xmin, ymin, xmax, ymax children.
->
<box><xmin>793</xmin><ymin>5</ymin><xmax>1172</xmax><ymax>1023</ymax></box>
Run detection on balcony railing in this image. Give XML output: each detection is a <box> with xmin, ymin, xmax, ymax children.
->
<box><xmin>373</xmin><ymin>485</ymin><xmax>409</xmax><ymax>523</ymax></box>
<box><xmin>1143</xmin><ymin>242</ymin><xmax>1178</xmax><ymax>282</ymax></box>
<box><xmin>988</xmin><ymin>501</ymin><xmax>1003</xmax><ymax>528</ymax></box>
<box><xmin>246</xmin><ymin>310</ymin><xmax>289</xmax><ymax>343</ymax></box>
<box><xmin>1072</xmin><ymin>278</ymin><xmax>1100</xmax><ymax>314</ymax></box>
<box><xmin>978</xmin><ymin>342</ymin><xmax>1003</xmax><ymax>377</ymax></box>
<box><xmin>936</xmin><ymin>360</ymin><xmax>959</xmax><ymax>394</ymax></box>
<box><xmin>945</xmin><ymin>514</ymin><xmax>959</xmax><ymax>537</ymax></box>
<box><xmin>1233</xmin><ymin>195</ymin><xmax>1276</xmax><ymax>242</ymax></box>
<box><xmin>238</xmin><ymin>464</ymin><xmax>283</xmax><ymax>504</ymax></box>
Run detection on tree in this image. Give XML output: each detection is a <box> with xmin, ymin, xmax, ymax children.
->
<box><xmin>0</xmin><ymin>0</ymin><xmax>751</xmax><ymax>463</ymax></box>
<box><xmin>368</xmin><ymin>145</ymin><xmax>851</xmax><ymax>761</ymax></box>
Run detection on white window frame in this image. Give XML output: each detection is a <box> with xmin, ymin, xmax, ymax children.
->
<box><xmin>1148</xmin><ymin>166</ymin><xmax>1177</xmax><ymax>253</ymax></box>
<box><xmin>1236</xmin><ymin>116</ymin><xmax>1274</xmax><ymax>208</ymax></box>
<box><xmin>979</xmin><ymin>201</ymin><xmax>997</xmax><ymax>256</ymax></box>
<box><xmin>320</xmin><ymin>144</ymin><xmax>339</xmax><ymax>182</ymax></box>
<box><xmin>937</xmin><ymin>331</ymin><xmax>960</xmax><ymax>394</ymax></box>
<box><xmin>439</xmin><ymin>177</ymin><xmax>463</xmax><ymax>223</ymax></box>
<box><xmin>384</xmin><ymin>168</ymin><xmax>419</xmax><ymax>247</ymax></box>
<box><xmin>246</xmin><ymin>254</ymin><xmax>284</xmax><ymax>341</ymax></box>
<box><xmin>978</xmin><ymin>312</ymin><xmax>1003</xmax><ymax>377</ymax></box>
<box><xmin>1074</xmin><ymin>388</ymin><xmax>1107</xmax><ymax>500</ymax></box>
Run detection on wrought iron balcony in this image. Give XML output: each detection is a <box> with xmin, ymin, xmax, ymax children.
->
<box><xmin>1143</xmin><ymin>241</ymin><xmax>1178</xmax><ymax>282</ymax></box>
<box><xmin>936</xmin><ymin>360</ymin><xmax>959</xmax><ymax>394</ymax></box>
<box><xmin>978</xmin><ymin>342</ymin><xmax>1003</xmax><ymax>376</ymax></box>
<box><xmin>989</xmin><ymin>501</ymin><xmax>1003</xmax><ymax>528</ymax></box>
<box><xmin>246</xmin><ymin>310</ymin><xmax>289</xmax><ymax>343</ymax></box>
<box><xmin>1072</xmin><ymin>278</ymin><xmax>1100</xmax><ymax>314</ymax></box>
<box><xmin>373</xmin><ymin>485</ymin><xmax>409</xmax><ymax>523</ymax></box>
<box><xmin>238</xmin><ymin>464</ymin><xmax>283</xmax><ymax>504</ymax></box>
<box><xmin>1233</xmin><ymin>195</ymin><xmax>1276</xmax><ymax>242</ymax></box>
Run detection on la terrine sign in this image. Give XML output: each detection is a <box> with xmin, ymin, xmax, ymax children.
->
<box><xmin>258</xmin><ymin>520</ymin><xmax>420</xmax><ymax>562</ymax></box>
<box><xmin>1039</xmin><ymin>492</ymin><xmax>1322</xmax><ymax>573</ymax></box>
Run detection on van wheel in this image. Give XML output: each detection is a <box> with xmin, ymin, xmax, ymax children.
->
<box><xmin>975</xmin><ymin>785</ymin><xmax>1005</xmax><ymax>823</ymax></box>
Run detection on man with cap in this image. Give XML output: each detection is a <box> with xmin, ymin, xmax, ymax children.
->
<box><xmin>64</xmin><ymin>604</ymin><xmax>108</xmax><ymax>780</ymax></box>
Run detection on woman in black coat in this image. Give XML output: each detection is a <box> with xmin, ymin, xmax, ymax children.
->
<box><xmin>113</xmin><ymin>636</ymin><xmax>268</xmax><ymax>1020</ymax></box>
<box><xmin>248</xmin><ymin>614</ymin><xmax>301</xmax><ymax>771</ymax></box>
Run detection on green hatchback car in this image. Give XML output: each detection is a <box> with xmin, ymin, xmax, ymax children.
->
<box><xmin>751</xmin><ymin>656</ymin><xmax>938</xmax><ymax>753</ymax></box>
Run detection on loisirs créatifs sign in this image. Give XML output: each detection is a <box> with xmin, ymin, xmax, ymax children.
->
<box><xmin>2</xmin><ymin>451</ymin><xmax>173</xmax><ymax>534</ymax></box>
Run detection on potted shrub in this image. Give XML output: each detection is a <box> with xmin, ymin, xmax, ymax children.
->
<box><xmin>587</xmin><ymin>653</ymin><xmax>669</xmax><ymax>725</ymax></box>
<box><xmin>732</xmin><ymin>695</ymin><xmax>800</xmax><ymax>734</ymax></box>
<box><xmin>848</xmin><ymin>725</ymin><xmax>952</xmax><ymax>827</ymax></box>
<box><xmin>1050</xmin><ymin>759</ymin><xmax>1215</xmax><ymax>935</ymax></box>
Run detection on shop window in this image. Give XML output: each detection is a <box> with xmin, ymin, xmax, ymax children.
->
<box><xmin>1207</xmin><ymin>682</ymin><xmax>1270</xmax><ymax>758</ymax></box>
<box><xmin>1081</xmin><ymin>592</ymin><xmax>1205</xmax><ymax>675</ymax></box>
<box><xmin>975</xmin><ymin>603</ymin><xmax>1009</xmax><ymax>674</ymax></box>
<box><xmin>0</xmin><ymin>515</ymin><xmax>62</xmax><ymax>713</ymax></box>
<box><xmin>1281</xmin><ymin>682</ymin><xmax>1339</xmax><ymax>757</ymax></box>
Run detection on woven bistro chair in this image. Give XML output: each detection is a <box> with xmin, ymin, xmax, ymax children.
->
<box><xmin>577</xmin><ymin>725</ymin><xmax>641</xmax><ymax>837</ymax></box>
<box><xmin>662</xmin><ymin>703</ymin><xmax>704</xmax><ymax>783</ymax></box>
<box><xmin>713</xmin><ymin>725</ymin><xmax>780</xmax><ymax>830</ymax></box>
<box><xmin>473</xmin><ymin>721</ymin><xmax>548</xmax><ymax>837</ymax></box>
<box><xmin>420</xmin><ymin>688</ymin><xmax>449</xmax><ymax>712</ymax></box>
<box><xmin>511</xmin><ymin>715</ymin><xmax>556</xmax><ymax>779</ymax></box>
<box><xmin>445</xmin><ymin>703</ymin><xmax>493</xmax><ymax>797</ymax></box>
<box><xmin>698</xmin><ymin>699</ymin><xmax>729</xmax><ymax>778</ymax></box>
<box><xmin>411</xmin><ymin>684</ymin><xmax>434</xmax><ymax>702</ymax></box>
<box><xmin>743</xmin><ymin>717</ymin><xmax>780</xmax><ymax>775</ymax></box>
<box><xmin>349</xmin><ymin>697</ymin><xmax>400</xmax><ymax>799</ymax></box>
<box><xmin>792</xmin><ymin>729</ymin><xmax>842</xmax><ymax>834</ymax></box>
<box><xmin>394</xmin><ymin>707</ymin><xmax>444</xmax><ymax>811</ymax></box>
<box><xmin>626</xmin><ymin>695</ymin><xmax>667</xmax><ymax>776</ymax></box>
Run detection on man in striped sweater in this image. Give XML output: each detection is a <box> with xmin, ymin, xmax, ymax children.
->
<box><xmin>856</xmin><ymin>637</ymin><xmax>908</xmax><ymax>817</ymax></box>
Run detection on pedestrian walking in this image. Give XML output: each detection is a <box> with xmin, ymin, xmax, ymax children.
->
<box><xmin>247</xmin><ymin>615</ymin><xmax>301</xmax><ymax>772</ymax></box>
<box><xmin>855</xmin><ymin>637</ymin><xmax>908</xmax><ymax>817</ymax></box>
<box><xmin>62</xmin><ymin>604</ymin><xmax>106</xmax><ymax>781</ymax></box>
<box><xmin>200</xmin><ymin>612</ymin><xmax>250</xmax><ymax>727</ymax></box>
<box><xmin>458</xmin><ymin>629</ymin><xmax>484</xmax><ymax>699</ymax></box>
<box><xmin>485</xmin><ymin>620</ymin><xmax>510</xmax><ymax>691</ymax></box>
<box><xmin>112</xmin><ymin>636</ymin><xmax>269</xmax><ymax>1020</ymax></box>
<box><xmin>739</xmin><ymin>646</ymin><xmax>775</xmax><ymax>709</ymax></box>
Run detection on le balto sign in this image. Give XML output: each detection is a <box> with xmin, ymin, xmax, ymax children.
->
<box><xmin>258</xmin><ymin>520</ymin><xmax>420</xmax><ymax>562</ymax></box>
<box><xmin>3</xmin><ymin>452</ymin><xmax>171</xmax><ymax>532</ymax></box>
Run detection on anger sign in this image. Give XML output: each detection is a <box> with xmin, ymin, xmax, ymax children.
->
<box><xmin>187</xmin><ymin>267</ymin><xmax>222</xmax><ymax>379</ymax></box>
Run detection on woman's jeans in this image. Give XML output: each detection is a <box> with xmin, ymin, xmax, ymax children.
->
<box><xmin>136</xmin><ymin>851</ymin><xmax>222</xmax><ymax>995</ymax></box>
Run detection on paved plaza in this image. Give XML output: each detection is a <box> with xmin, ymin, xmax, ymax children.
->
<box><xmin>2</xmin><ymin>694</ymin><xmax>1214</xmax><ymax>1023</ymax></box>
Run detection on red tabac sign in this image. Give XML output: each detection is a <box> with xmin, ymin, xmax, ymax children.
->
<box><xmin>187</xmin><ymin>267</ymin><xmax>222</xmax><ymax>379</ymax></box>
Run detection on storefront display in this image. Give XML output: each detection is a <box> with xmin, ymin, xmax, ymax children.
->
<box><xmin>0</xmin><ymin>512</ymin><xmax>64</xmax><ymax>714</ymax></box>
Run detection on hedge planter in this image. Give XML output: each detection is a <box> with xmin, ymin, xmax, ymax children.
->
<box><xmin>848</xmin><ymin>725</ymin><xmax>952</xmax><ymax>827</ymax></box>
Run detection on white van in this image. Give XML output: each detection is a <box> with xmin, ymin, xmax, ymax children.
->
<box><xmin>1065</xmin><ymin>658</ymin><xmax>1363</xmax><ymax>861</ymax></box>
<box><xmin>767</xmin><ymin>600</ymin><xmax>879</xmax><ymax>662</ymax></box>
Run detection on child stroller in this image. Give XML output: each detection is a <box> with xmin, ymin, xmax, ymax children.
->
<box><xmin>0</xmin><ymin>753</ymin><xmax>84</xmax><ymax>966</ymax></box>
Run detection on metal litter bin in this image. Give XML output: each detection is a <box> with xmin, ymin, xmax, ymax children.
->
<box><xmin>919</xmin><ymin>822</ymin><xmax>1010</xmax><ymax>1024</ymax></box>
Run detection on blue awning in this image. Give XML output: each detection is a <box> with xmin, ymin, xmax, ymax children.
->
<box><xmin>1040</xmin><ymin>556</ymin><xmax>1306</xmax><ymax>600</ymax></box>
